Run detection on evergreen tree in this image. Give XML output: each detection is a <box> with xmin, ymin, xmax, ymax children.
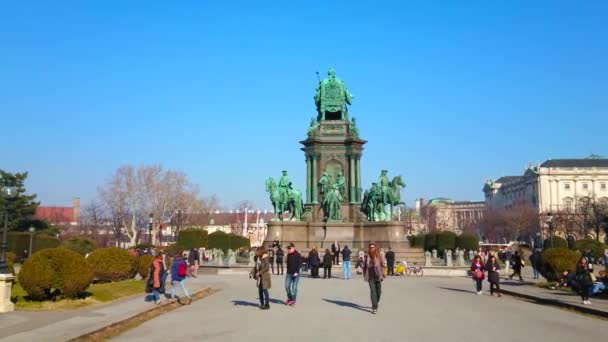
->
<box><xmin>0</xmin><ymin>170</ymin><xmax>40</xmax><ymax>231</ymax></box>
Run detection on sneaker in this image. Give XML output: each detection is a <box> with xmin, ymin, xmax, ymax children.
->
<box><xmin>291</xmin><ymin>301</ymin><xmax>296</xmax><ymax>306</ymax></box>
<box><xmin>582</xmin><ymin>300</ymin><xmax>587</xmax><ymax>304</ymax></box>
<box><xmin>286</xmin><ymin>300</ymin><xmax>292</xmax><ymax>306</ymax></box>
<box><xmin>371</xmin><ymin>309</ymin><xmax>377</xmax><ymax>314</ymax></box>
<box><xmin>262</xmin><ymin>304</ymin><xmax>270</xmax><ymax>310</ymax></box>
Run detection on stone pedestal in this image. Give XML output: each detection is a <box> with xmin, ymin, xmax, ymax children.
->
<box><xmin>0</xmin><ymin>273</ymin><xmax>15</xmax><ymax>313</ymax></box>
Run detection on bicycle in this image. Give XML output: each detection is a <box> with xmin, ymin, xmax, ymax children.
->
<box><xmin>406</xmin><ymin>263</ymin><xmax>423</xmax><ymax>277</ymax></box>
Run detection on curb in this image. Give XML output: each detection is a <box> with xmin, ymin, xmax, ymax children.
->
<box><xmin>67</xmin><ymin>287</ymin><xmax>219</xmax><ymax>342</ymax></box>
<box><xmin>500</xmin><ymin>289</ymin><xmax>608</xmax><ymax>319</ymax></box>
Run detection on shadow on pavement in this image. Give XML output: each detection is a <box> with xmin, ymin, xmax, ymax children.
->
<box><xmin>232</xmin><ymin>300</ymin><xmax>260</xmax><ymax>307</ymax></box>
<box><xmin>439</xmin><ymin>287</ymin><xmax>475</xmax><ymax>294</ymax></box>
<box><xmin>322</xmin><ymin>299</ymin><xmax>370</xmax><ymax>313</ymax></box>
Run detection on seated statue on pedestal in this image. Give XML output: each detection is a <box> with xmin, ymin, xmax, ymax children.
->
<box><xmin>314</xmin><ymin>68</ymin><xmax>353</xmax><ymax>121</ymax></box>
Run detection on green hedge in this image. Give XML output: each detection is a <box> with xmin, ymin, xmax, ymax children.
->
<box><xmin>177</xmin><ymin>229</ymin><xmax>208</xmax><ymax>250</ymax></box>
<box><xmin>87</xmin><ymin>248</ymin><xmax>137</xmax><ymax>282</ymax></box>
<box><xmin>18</xmin><ymin>248</ymin><xmax>93</xmax><ymax>300</ymax></box>
<box><xmin>437</xmin><ymin>231</ymin><xmax>457</xmax><ymax>256</ymax></box>
<box><xmin>60</xmin><ymin>236</ymin><xmax>97</xmax><ymax>255</ymax></box>
<box><xmin>456</xmin><ymin>233</ymin><xmax>479</xmax><ymax>251</ymax></box>
<box><xmin>572</xmin><ymin>239</ymin><xmax>607</xmax><ymax>261</ymax></box>
<box><xmin>543</xmin><ymin>236</ymin><xmax>568</xmax><ymax>250</ymax></box>
<box><xmin>207</xmin><ymin>231</ymin><xmax>250</xmax><ymax>252</ymax></box>
<box><xmin>7</xmin><ymin>232</ymin><xmax>60</xmax><ymax>254</ymax></box>
<box><xmin>539</xmin><ymin>248</ymin><xmax>579</xmax><ymax>281</ymax></box>
<box><xmin>424</xmin><ymin>233</ymin><xmax>438</xmax><ymax>251</ymax></box>
<box><xmin>409</xmin><ymin>234</ymin><xmax>425</xmax><ymax>248</ymax></box>
<box><xmin>137</xmin><ymin>255</ymin><xmax>155</xmax><ymax>279</ymax></box>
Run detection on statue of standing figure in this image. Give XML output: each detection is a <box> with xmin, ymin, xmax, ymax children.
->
<box><xmin>322</xmin><ymin>183</ymin><xmax>343</xmax><ymax>221</ymax></box>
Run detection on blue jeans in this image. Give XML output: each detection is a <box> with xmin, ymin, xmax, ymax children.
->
<box><xmin>343</xmin><ymin>260</ymin><xmax>351</xmax><ymax>279</ymax></box>
<box><xmin>592</xmin><ymin>283</ymin><xmax>606</xmax><ymax>295</ymax></box>
<box><xmin>152</xmin><ymin>289</ymin><xmax>161</xmax><ymax>302</ymax></box>
<box><xmin>532</xmin><ymin>267</ymin><xmax>540</xmax><ymax>278</ymax></box>
<box><xmin>285</xmin><ymin>274</ymin><xmax>300</xmax><ymax>302</ymax></box>
<box><xmin>170</xmin><ymin>279</ymin><xmax>190</xmax><ymax>299</ymax></box>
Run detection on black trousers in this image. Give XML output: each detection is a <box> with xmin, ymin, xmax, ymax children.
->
<box><xmin>276</xmin><ymin>261</ymin><xmax>283</xmax><ymax>275</ymax></box>
<box><xmin>580</xmin><ymin>284</ymin><xmax>591</xmax><ymax>301</ymax></box>
<box><xmin>270</xmin><ymin>262</ymin><xmax>275</xmax><ymax>274</ymax></box>
<box><xmin>510</xmin><ymin>268</ymin><xmax>522</xmax><ymax>280</ymax></box>
<box><xmin>323</xmin><ymin>266</ymin><xmax>332</xmax><ymax>278</ymax></box>
<box><xmin>333</xmin><ymin>253</ymin><xmax>339</xmax><ymax>265</ymax></box>
<box><xmin>489</xmin><ymin>282</ymin><xmax>500</xmax><ymax>294</ymax></box>
<box><xmin>311</xmin><ymin>266</ymin><xmax>319</xmax><ymax>278</ymax></box>
<box><xmin>387</xmin><ymin>262</ymin><xmax>394</xmax><ymax>275</ymax></box>
<box><xmin>475</xmin><ymin>279</ymin><xmax>483</xmax><ymax>292</ymax></box>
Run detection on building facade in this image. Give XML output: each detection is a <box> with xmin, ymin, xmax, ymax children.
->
<box><xmin>416</xmin><ymin>198</ymin><xmax>485</xmax><ymax>234</ymax></box>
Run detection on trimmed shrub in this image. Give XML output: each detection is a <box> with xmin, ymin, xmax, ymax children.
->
<box><xmin>60</xmin><ymin>237</ymin><xmax>97</xmax><ymax>256</ymax></box>
<box><xmin>543</xmin><ymin>236</ymin><xmax>568</xmax><ymax>250</ymax></box>
<box><xmin>572</xmin><ymin>239</ymin><xmax>607</xmax><ymax>262</ymax></box>
<box><xmin>410</xmin><ymin>234</ymin><xmax>426</xmax><ymax>248</ymax></box>
<box><xmin>87</xmin><ymin>248</ymin><xmax>137</xmax><ymax>282</ymax></box>
<box><xmin>8</xmin><ymin>232</ymin><xmax>60</xmax><ymax>254</ymax></box>
<box><xmin>424</xmin><ymin>233</ymin><xmax>438</xmax><ymax>252</ymax></box>
<box><xmin>177</xmin><ymin>229</ymin><xmax>208</xmax><ymax>250</ymax></box>
<box><xmin>6</xmin><ymin>251</ymin><xmax>16</xmax><ymax>274</ymax></box>
<box><xmin>18</xmin><ymin>248</ymin><xmax>93</xmax><ymax>300</ymax></box>
<box><xmin>137</xmin><ymin>254</ymin><xmax>155</xmax><ymax>279</ymax></box>
<box><xmin>208</xmin><ymin>231</ymin><xmax>250</xmax><ymax>252</ymax></box>
<box><xmin>456</xmin><ymin>233</ymin><xmax>479</xmax><ymax>251</ymax></box>
<box><xmin>437</xmin><ymin>231</ymin><xmax>457</xmax><ymax>256</ymax></box>
<box><xmin>538</xmin><ymin>248</ymin><xmax>579</xmax><ymax>281</ymax></box>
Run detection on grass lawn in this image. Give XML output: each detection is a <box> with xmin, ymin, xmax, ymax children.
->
<box><xmin>11</xmin><ymin>279</ymin><xmax>146</xmax><ymax>310</ymax></box>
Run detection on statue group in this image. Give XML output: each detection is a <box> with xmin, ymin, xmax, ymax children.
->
<box><xmin>265</xmin><ymin>171</ymin><xmax>304</xmax><ymax>221</ymax></box>
<box><xmin>319</xmin><ymin>170</ymin><xmax>346</xmax><ymax>221</ymax></box>
<box><xmin>361</xmin><ymin>170</ymin><xmax>406</xmax><ymax>221</ymax></box>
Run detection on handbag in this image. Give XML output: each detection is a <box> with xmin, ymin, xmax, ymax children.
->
<box><xmin>473</xmin><ymin>269</ymin><xmax>483</xmax><ymax>280</ymax></box>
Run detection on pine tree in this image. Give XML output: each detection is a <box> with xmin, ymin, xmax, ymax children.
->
<box><xmin>0</xmin><ymin>170</ymin><xmax>40</xmax><ymax>231</ymax></box>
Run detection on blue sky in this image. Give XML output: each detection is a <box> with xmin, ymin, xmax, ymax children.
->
<box><xmin>1</xmin><ymin>1</ymin><xmax>606</xmax><ymax>209</ymax></box>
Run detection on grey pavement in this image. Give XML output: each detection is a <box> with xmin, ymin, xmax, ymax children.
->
<box><xmin>0</xmin><ymin>277</ymin><xmax>217</xmax><ymax>342</ymax></box>
<box><xmin>114</xmin><ymin>272</ymin><xmax>605</xmax><ymax>342</ymax></box>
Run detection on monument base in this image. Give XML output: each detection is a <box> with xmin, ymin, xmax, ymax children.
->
<box><xmin>0</xmin><ymin>273</ymin><xmax>15</xmax><ymax>313</ymax></box>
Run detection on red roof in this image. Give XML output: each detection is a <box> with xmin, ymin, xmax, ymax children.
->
<box><xmin>35</xmin><ymin>207</ymin><xmax>74</xmax><ymax>223</ymax></box>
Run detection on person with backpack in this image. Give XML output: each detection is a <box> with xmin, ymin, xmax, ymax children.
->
<box><xmin>250</xmin><ymin>246</ymin><xmax>271</xmax><ymax>310</ymax></box>
<box><xmin>470</xmin><ymin>255</ymin><xmax>485</xmax><ymax>295</ymax></box>
<box><xmin>509</xmin><ymin>251</ymin><xmax>523</xmax><ymax>281</ymax></box>
<box><xmin>363</xmin><ymin>242</ymin><xmax>385</xmax><ymax>314</ymax></box>
<box><xmin>146</xmin><ymin>253</ymin><xmax>167</xmax><ymax>305</ymax></box>
<box><xmin>170</xmin><ymin>250</ymin><xmax>191</xmax><ymax>304</ymax></box>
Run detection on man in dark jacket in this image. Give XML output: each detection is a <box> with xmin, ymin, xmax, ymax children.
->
<box><xmin>385</xmin><ymin>247</ymin><xmax>395</xmax><ymax>276</ymax></box>
<box><xmin>285</xmin><ymin>243</ymin><xmax>302</xmax><ymax>306</ymax></box>
<box><xmin>509</xmin><ymin>251</ymin><xmax>523</xmax><ymax>281</ymax></box>
<box><xmin>309</xmin><ymin>248</ymin><xmax>321</xmax><ymax>278</ymax></box>
<box><xmin>341</xmin><ymin>245</ymin><xmax>352</xmax><ymax>280</ymax></box>
<box><xmin>268</xmin><ymin>248</ymin><xmax>276</xmax><ymax>275</ymax></box>
<box><xmin>529</xmin><ymin>249</ymin><xmax>541</xmax><ymax>279</ymax></box>
<box><xmin>276</xmin><ymin>247</ymin><xmax>285</xmax><ymax>275</ymax></box>
<box><xmin>331</xmin><ymin>241</ymin><xmax>341</xmax><ymax>265</ymax></box>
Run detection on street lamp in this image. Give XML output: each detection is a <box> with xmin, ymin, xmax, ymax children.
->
<box><xmin>148</xmin><ymin>213</ymin><xmax>154</xmax><ymax>246</ymax></box>
<box><xmin>545</xmin><ymin>213</ymin><xmax>554</xmax><ymax>249</ymax></box>
<box><xmin>28</xmin><ymin>226</ymin><xmax>36</xmax><ymax>258</ymax></box>
<box><xmin>1</xmin><ymin>186</ymin><xmax>18</xmax><ymax>274</ymax></box>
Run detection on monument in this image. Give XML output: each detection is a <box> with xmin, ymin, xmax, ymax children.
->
<box><xmin>264</xmin><ymin>69</ymin><xmax>418</xmax><ymax>257</ymax></box>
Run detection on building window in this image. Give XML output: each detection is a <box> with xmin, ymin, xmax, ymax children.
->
<box><xmin>601</xmin><ymin>183</ymin><xmax>606</xmax><ymax>191</ymax></box>
<box><xmin>564</xmin><ymin>183</ymin><xmax>570</xmax><ymax>191</ymax></box>
<box><xmin>582</xmin><ymin>183</ymin><xmax>588</xmax><ymax>190</ymax></box>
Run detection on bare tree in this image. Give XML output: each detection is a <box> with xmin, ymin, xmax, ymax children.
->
<box><xmin>501</xmin><ymin>203</ymin><xmax>538</xmax><ymax>242</ymax></box>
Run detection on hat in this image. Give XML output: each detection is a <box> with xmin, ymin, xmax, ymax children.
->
<box><xmin>287</xmin><ymin>243</ymin><xmax>295</xmax><ymax>248</ymax></box>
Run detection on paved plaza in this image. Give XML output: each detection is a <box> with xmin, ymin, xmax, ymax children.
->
<box><xmin>112</xmin><ymin>273</ymin><xmax>604</xmax><ymax>342</ymax></box>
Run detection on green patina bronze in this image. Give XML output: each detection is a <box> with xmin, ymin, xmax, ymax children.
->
<box><xmin>307</xmin><ymin>117</ymin><xmax>320</xmax><ymax>138</ymax></box>
<box><xmin>265</xmin><ymin>171</ymin><xmax>303</xmax><ymax>221</ymax></box>
<box><xmin>314</xmin><ymin>68</ymin><xmax>353</xmax><ymax>121</ymax></box>
<box><xmin>348</xmin><ymin>117</ymin><xmax>359</xmax><ymax>138</ymax></box>
<box><xmin>361</xmin><ymin>171</ymin><xmax>406</xmax><ymax>221</ymax></box>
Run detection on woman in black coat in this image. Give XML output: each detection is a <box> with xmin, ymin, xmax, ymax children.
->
<box><xmin>309</xmin><ymin>247</ymin><xmax>321</xmax><ymax>278</ymax></box>
<box><xmin>485</xmin><ymin>255</ymin><xmax>502</xmax><ymax>297</ymax></box>
<box><xmin>323</xmin><ymin>249</ymin><xmax>333</xmax><ymax>279</ymax></box>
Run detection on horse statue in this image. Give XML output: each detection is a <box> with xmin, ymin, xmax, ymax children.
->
<box><xmin>386</xmin><ymin>175</ymin><xmax>406</xmax><ymax>218</ymax></box>
<box><xmin>265</xmin><ymin>177</ymin><xmax>304</xmax><ymax>221</ymax></box>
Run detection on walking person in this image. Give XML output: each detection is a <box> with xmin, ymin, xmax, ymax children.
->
<box><xmin>170</xmin><ymin>250</ymin><xmax>191</xmax><ymax>304</ymax></box>
<box><xmin>323</xmin><ymin>249</ymin><xmax>333</xmax><ymax>279</ymax></box>
<box><xmin>250</xmin><ymin>247</ymin><xmax>271</xmax><ymax>309</ymax></box>
<box><xmin>309</xmin><ymin>247</ymin><xmax>320</xmax><ymax>278</ymax></box>
<box><xmin>341</xmin><ymin>245</ymin><xmax>352</xmax><ymax>280</ymax></box>
<box><xmin>363</xmin><ymin>242</ymin><xmax>385</xmax><ymax>314</ymax></box>
<box><xmin>276</xmin><ymin>246</ymin><xmax>285</xmax><ymax>275</ymax></box>
<box><xmin>470</xmin><ymin>255</ymin><xmax>485</xmax><ymax>295</ymax></box>
<box><xmin>529</xmin><ymin>249</ymin><xmax>541</xmax><ymax>279</ymax></box>
<box><xmin>146</xmin><ymin>253</ymin><xmax>167</xmax><ymax>305</ymax></box>
<box><xmin>504</xmin><ymin>248</ymin><xmax>512</xmax><ymax>276</ymax></box>
<box><xmin>576</xmin><ymin>256</ymin><xmax>593</xmax><ymax>304</ymax></box>
<box><xmin>385</xmin><ymin>247</ymin><xmax>395</xmax><ymax>276</ymax></box>
<box><xmin>485</xmin><ymin>255</ymin><xmax>502</xmax><ymax>297</ymax></box>
<box><xmin>285</xmin><ymin>243</ymin><xmax>302</xmax><ymax>306</ymax></box>
<box><xmin>331</xmin><ymin>240</ymin><xmax>341</xmax><ymax>266</ymax></box>
<box><xmin>268</xmin><ymin>248</ymin><xmax>276</xmax><ymax>275</ymax></box>
<box><xmin>188</xmin><ymin>247</ymin><xmax>199</xmax><ymax>278</ymax></box>
<box><xmin>509</xmin><ymin>251</ymin><xmax>523</xmax><ymax>281</ymax></box>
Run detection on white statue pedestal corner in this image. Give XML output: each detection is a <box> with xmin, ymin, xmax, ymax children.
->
<box><xmin>0</xmin><ymin>273</ymin><xmax>15</xmax><ymax>313</ymax></box>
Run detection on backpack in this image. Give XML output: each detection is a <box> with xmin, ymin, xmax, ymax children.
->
<box><xmin>177</xmin><ymin>260</ymin><xmax>187</xmax><ymax>277</ymax></box>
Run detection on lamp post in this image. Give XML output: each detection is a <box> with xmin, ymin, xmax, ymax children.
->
<box><xmin>546</xmin><ymin>213</ymin><xmax>554</xmax><ymax>249</ymax></box>
<box><xmin>28</xmin><ymin>226</ymin><xmax>36</xmax><ymax>258</ymax></box>
<box><xmin>1</xmin><ymin>186</ymin><xmax>18</xmax><ymax>274</ymax></box>
<box><xmin>148</xmin><ymin>213</ymin><xmax>154</xmax><ymax>246</ymax></box>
